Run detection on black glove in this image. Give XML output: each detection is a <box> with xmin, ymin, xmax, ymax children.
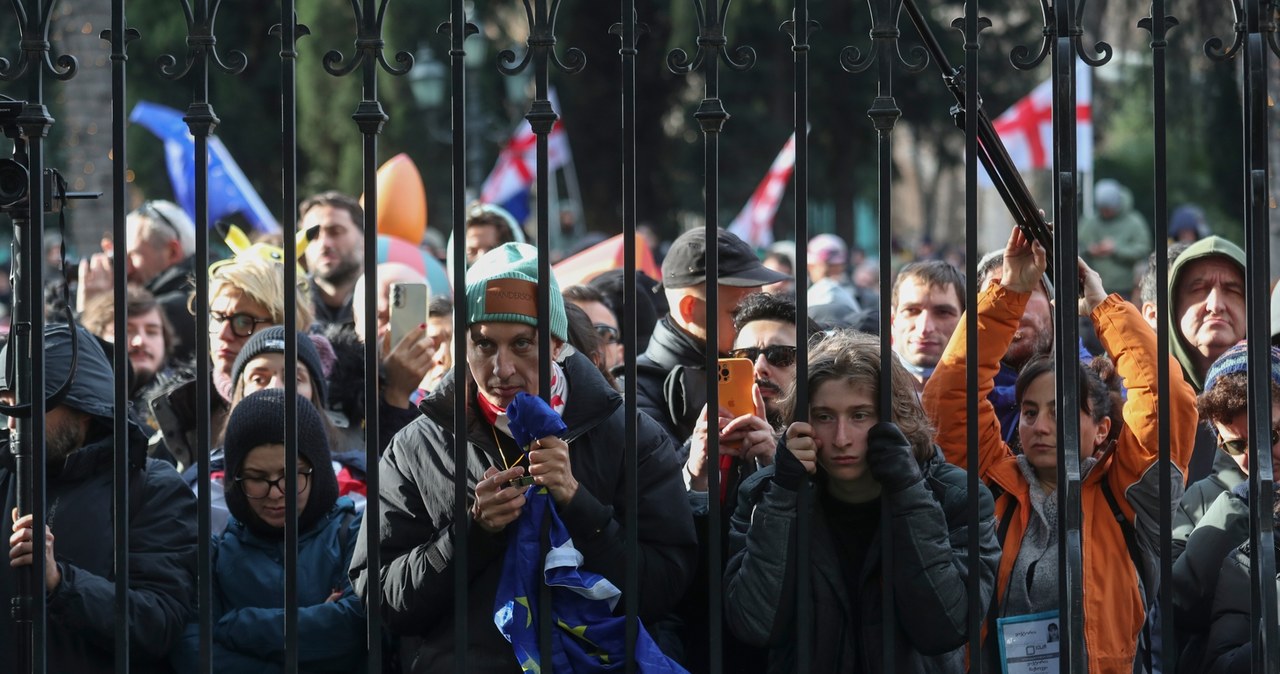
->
<box><xmin>866</xmin><ymin>422</ymin><xmax>923</xmax><ymax>493</ymax></box>
<box><xmin>772</xmin><ymin>434</ymin><xmax>806</xmax><ymax>492</ymax></box>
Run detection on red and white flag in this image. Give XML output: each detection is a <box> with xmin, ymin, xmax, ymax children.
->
<box><xmin>728</xmin><ymin>133</ymin><xmax>797</xmax><ymax>249</ymax></box>
<box><xmin>481</xmin><ymin>90</ymin><xmax>571</xmax><ymax>208</ymax></box>
<box><xmin>983</xmin><ymin>67</ymin><xmax>1092</xmax><ymax>183</ymax></box>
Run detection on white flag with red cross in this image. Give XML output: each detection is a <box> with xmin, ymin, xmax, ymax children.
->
<box><xmin>480</xmin><ymin>90</ymin><xmax>571</xmax><ymax>223</ymax></box>
<box><xmin>728</xmin><ymin>132</ymin><xmax>797</xmax><ymax>249</ymax></box>
<box><xmin>982</xmin><ymin>67</ymin><xmax>1092</xmax><ymax>184</ymax></box>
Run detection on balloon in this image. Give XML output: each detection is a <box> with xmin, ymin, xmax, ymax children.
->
<box><xmin>376</xmin><ymin>235</ymin><xmax>450</xmax><ymax>297</ymax></box>
<box><xmin>362</xmin><ymin>153</ymin><xmax>427</xmax><ymax>244</ymax></box>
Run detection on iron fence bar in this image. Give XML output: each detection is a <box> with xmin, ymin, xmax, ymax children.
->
<box><xmin>529</xmin><ymin>1</ymin><xmax>556</xmax><ymax>660</ymax></box>
<box><xmin>1243</xmin><ymin>1</ymin><xmax>1280</xmax><ymax>670</ymax></box>
<box><xmin>612</xmin><ymin>1</ymin><xmax>641</xmax><ymax>670</ymax></box>
<box><xmin>1049</xmin><ymin>0</ymin><xmax>1087</xmax><ymax>666</ymax></box>
<box><xmin>842</xmin><ymin>0</ymin><xmax>912</xmax><ymax>666</ymax></box>
<box><xmin>276</xmin><ymin>1</ymin><xmax>302</xmax><ymax>670</ymax></box>
<box><xmin>159</xmin><ymin>0</ymin><xmax>243</xmax><ymax>669</ymax></box>
<box><xmin>1138</xmin><ymin>2</ymin><xmax>1176</xmax><ymax>672</ymax></box>
<box><xmin>0</xmin><ymin>6</ymin><xmax>71</xmax><ymax>671</ymax></box>
<box><xmin>443</xmin><ymin>3</ymin><xmax>472</xmax><ymax>671</ymax></box>
<box><xmin>787</xmin><ymin>3</ymin><xmax>814</xmax><ymax>672</ymax></box>
<box><xmin>783</xmin><ymin>1</ymin><xmax>813</xmax><ymax>671</ymax></box>
<box><xmin>961</xmin><ymin>0</ymin><xmax>983</xmax><ymax>668</ymax></box>
<box><xmin>104</xmin><ymin>0</ymin><xmax>134</xmax><ymax>669</ymax></box>
<box><xmin>673</xmin><ymin>1</ymin><xmax>748</xmax><ymax>669</ymax></box>
<box><xmin>15</xmin><ymin>97</ymin><xmax>52</xmax><ymax>674</ymax></box>
<box><xmin>322</xmin><ymin>3</ymin><xmax>412</xmax><ymax>670</ymax></box>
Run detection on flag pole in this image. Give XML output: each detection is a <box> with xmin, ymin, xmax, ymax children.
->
<box><xmin>560</xmin><ymin>141</ymin><xmax>587</xmax><ymax>242</ymax></box>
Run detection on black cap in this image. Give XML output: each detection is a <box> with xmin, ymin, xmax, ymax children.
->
<box><xmin>661</xmin><ymin>228</ymin><xmax>790</xmax><ymax>289</ymax></box>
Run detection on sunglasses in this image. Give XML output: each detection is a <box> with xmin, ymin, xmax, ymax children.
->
<box><xmin>138</xmin><ymin>201</ymin><xmax>183</xmax><ymax>240</ymax></box>
<box><xmin>729</xmin><ymin>345</ymin><xmax>797</xmax><ymax>368</ymax></box>
<box><xmin>1218</xmin><ymin>429</ymin><xmax>1280</xmax><ymax>457</ymax></box>
<box><xmin>209</xmin><ymin>311</ymin><xmax>273</xmax><ymax>338</ymax></box>
<box><xmin>594</xmin><ymin>324</ymin><xmax>620</xmax><ymax>345</ymax></box>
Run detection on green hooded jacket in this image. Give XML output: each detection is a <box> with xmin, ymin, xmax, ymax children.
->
<box><xmin>1167</xmin><ymin>236</ymin><xmax>1246</xmax><ymax>391</ymax></box>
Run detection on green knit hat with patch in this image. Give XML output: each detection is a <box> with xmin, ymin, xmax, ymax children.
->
<box><xmin>465</xmin><ymin>242</ymin><xmax>567</xmax><ymax>342</ymax></box>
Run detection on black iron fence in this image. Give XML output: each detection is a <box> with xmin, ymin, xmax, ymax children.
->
<box><xmin>1</xmin><ymin>0</ymin><xmax>1279</xmax><ymax>672</ymax></box>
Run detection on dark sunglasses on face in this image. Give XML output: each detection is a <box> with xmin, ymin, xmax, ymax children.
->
<box><xmin>729</xmin><ymin>345</ymin><xmax>798</xmax><ymax>368</ymax></box>
<box><xmin>594</xmin><ymin>324</ymin><xmax>620</xmax><ymax>345</ymax></box>
<box><xmin>209</xmin><ymin>310</ymin><xmax>273</xmax><ymax>338</ymax></box>
<box><xmin>1218</xmin><ymin>429</ymin><xmax>1280</xmax><ymax>457</ymax></box>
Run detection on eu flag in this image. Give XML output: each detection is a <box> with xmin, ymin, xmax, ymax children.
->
<box><xmin>129</xmin><ymin>101</ymin><xmax>280</xmax><ymax>234</ymax></box>
<box><xmin>495</xmin><ymin>394</ymin><xmax>686</xmax><ymax>673</ymax></box>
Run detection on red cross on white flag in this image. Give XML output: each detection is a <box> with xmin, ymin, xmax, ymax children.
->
<box><xmin>481</xmin><ymin>90</ymin><xmax>571</xmax><ymax>206</ymax></box>
<box><xmin>728</xmin><ymin>133</ymin><xmax>797</xmax><ymax>249</ymax></box>
<box><xmin>983</xmin><ymin>67</ymin><xmax>1093</xmax><ymax>184</ymax></box>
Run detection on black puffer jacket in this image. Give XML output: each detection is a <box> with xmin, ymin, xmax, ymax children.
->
<box><xmin>0</xmin><ymin>328</ymin><xmax>198</xmax><ymax>673</ymax></box>
<box><xmin>349</xmin><ymin>351</ymin><xmax>697</xmax><ymax>673</ymax></box>
<box><xmin>630</xmin><ymin>316</ymin><xmax>710</xmax><ymax>443</ymax></box>
<box><xmin>1202</xmin><ymin>531</ymin><xmax>1279</xmax><ymax>673</ymax></box>
<box><xmin>724</xmin><ymin>450</ymin><xmax>1001</xmax><ymax>674</ymax></box>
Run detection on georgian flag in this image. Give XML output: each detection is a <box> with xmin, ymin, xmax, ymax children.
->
<box><xmin>480</xmin><ymin>90</ymin><xmax>572</xmax><ymax>225</ymax></box>
<box><xmin>984</xmin><ymin>66</ymin><xmax>1093</xmax><ymax>184</ymax></box>
<box><xmin>728</xmin><ymin>133</ymin><xmax>797</xmax><ymax>249</ymax></box>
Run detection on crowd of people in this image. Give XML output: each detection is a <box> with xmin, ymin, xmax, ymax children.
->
<box><xmin>1</xmin><ymin>177</ymin><xmax>1275</xmax><ymax>673</ymax></box>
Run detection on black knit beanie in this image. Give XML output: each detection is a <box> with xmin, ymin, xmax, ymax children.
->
<box><xmin>223</xmin><ymin>388</ymin><xmax>338</xmax><ymax>538</ymax></box>
<box><xmin>230</xmin><ymin>326</ymin><xmax>328</xmax><ymax>408</ymax></box>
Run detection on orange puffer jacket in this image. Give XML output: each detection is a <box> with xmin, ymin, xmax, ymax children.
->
<box><xmin>922</xmin><ymin>284</ymin><xmax>1196</xmax><ymax>674</ymax></box>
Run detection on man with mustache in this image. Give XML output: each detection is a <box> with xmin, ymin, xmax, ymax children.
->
<box><xmin>890</xmin><ymin>260</ymin><xmax>965</xmax><ymax>393</ymax></box>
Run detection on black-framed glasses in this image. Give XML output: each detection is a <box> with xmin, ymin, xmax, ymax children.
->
<box><xmin>235</xmin><ymin>469</ymin><xmax>314</xmax><ymax>499</ymax></box>
<box><xmin>594</xmin><ymin>323</ymin><xmax>620</xmax><ymax>345</ymax></box>
<box><xmin>1218</xmin><ymin>429</ymin><xmax>1280</xmax><ymax>457</ymax></box>
<box><xmin>209</xmin><ymin>310</ymin><xmax>273</xmax><ymax>338</ymax></box>
<box><xmin>729</xmin><ymin>345</ymin><xmax>798</xmax><ymax>368</ymax></box>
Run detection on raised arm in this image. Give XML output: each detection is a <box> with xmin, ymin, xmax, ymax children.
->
<box><xmin>924</xmin><ymin>228</ymin><xmax>1043</xmax><ymax>480</ymax></box>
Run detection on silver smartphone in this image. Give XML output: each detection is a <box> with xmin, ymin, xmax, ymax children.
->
<box><xmin>388</xmin><ymin>282</ymin><xmax>428</xmax><ymax>348</ymax></box>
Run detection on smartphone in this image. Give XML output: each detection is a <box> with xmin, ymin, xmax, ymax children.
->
<box><xmin>388</xmin><ymin>282</ymin><xmax>428</xmax><ymax>348</ymax></box>
<box><xmin>716</xmin><ymin>357</ymin><xmax>757</xmax><ymax>420</ymax></box>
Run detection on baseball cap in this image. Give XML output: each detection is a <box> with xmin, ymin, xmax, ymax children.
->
<box><xmin>807</xmin><ymin>233</ymin><xmax>847</xmax><ymax>266</ymax></box>
<box><xmin>662</xmin><ymin>228</ymin><xmax>789</xmax><ymax>289</ymax></box>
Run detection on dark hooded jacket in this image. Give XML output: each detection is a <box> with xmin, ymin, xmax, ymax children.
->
<box><xmin>723</xmin><ymin>451</ymin><xmax>1001</xmax><ymax>673</ymax></box>
<box><xmin>0</xmin><ymin>324</ymin><xmax>199</xmax><ymax>673</ymax></box>
<box><xmin>1201</xmin><ymin>518</ymin><xmax>1278</xmax><ymax>673</ymax></box>
<box><xmin>1171</xmin><ymin>484</ymin><xmax>1251</xmax><ymax>672</ymax></box>
<box><xmin>348</xmin><ymin>351</ymin><xmax>697</xmax><ymax>673</ymax></box>
<box><xmin>630</xmin><ymin>315</ymin><xmax>710</xmax><ymax>443</ymax></box>
<box><xmin>1167</xmin><ymin>236</ymin><xmax>1247</xmax><ymax>392</ymax></box>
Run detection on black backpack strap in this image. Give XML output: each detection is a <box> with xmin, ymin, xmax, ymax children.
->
<box><xmin>1101</xmin><ymin>474</ymin><xmax>1152</xmax><ymax>594</ymax></box>
<box><xmin>975</xmin><ymin>490</ymin><xmax>1018</xmax><ymax>672</ymax></box>
<box><xmin>1101</xmin><ymin>474</ymin><xmax>1155</xmax><ymax>674</ymax></box>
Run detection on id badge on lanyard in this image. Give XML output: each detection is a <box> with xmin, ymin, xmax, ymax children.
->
<box><xmin>996</xmin><ymin>610</ymin><xmax>1060</xmax><ymax>674</ymax></box>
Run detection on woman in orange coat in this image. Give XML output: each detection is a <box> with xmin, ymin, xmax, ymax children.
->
<box><xmin>922</xmin><ymin>228</ymin><xmax>1196</xmax><ymax>673</ymax></box>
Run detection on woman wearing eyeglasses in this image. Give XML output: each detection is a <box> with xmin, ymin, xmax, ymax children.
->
<box><xmin>921</xmin><ymin>229</ymin><xmax>1197</xmax><ymax>673</ymax></box>
<box><xmin>173</xmin><ymin>389</ymin><xmax>365</xmax><ymax>672</ymax></box>
<box><xmin>204</xmin><ymin>243</ymin><xmax>314</xmax><ymax>402</ymax></box>
<box><xmin>1170</xmin><ymin>342</ymin><xmax>1280</xmax><ymax>671</ymax></box>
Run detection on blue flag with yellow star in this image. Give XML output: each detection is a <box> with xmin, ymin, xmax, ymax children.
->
<box><xmin>494</xmin><ymin>395</ymin><xmax>686</xmax><ymax>673</ymax></box>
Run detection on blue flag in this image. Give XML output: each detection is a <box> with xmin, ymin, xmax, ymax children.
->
<box><xmin>129</xmin><ymin>101</ymin><xmax>280</xmax><ymax>234</ymax></box>
<box><xmin>495</xmin><ymin>395</ymin><xmax>686</xmax><ymax>673</ymax></box>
